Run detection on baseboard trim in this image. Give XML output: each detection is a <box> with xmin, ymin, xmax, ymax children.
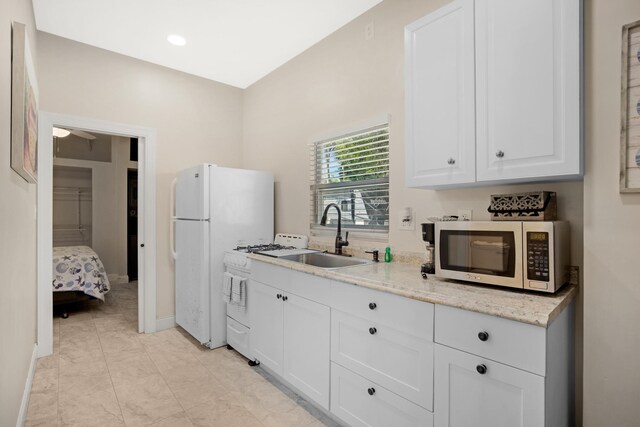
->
<box><xmin>156</xmin><ymin>316</ymin><xmax>177</xmax><ymax>332</ymax></box>
<box><xmin>17</xmin><ymin>343</ymin><xmax>38</xmax><ymax>427</ymax></box>
<box><xmin>108</xmin><ymin>274</ymin><xmax>129</xmax><ymax>285</ymax></box>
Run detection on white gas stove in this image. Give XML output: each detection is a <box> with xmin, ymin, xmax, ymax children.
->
<box><xmin>223</xmin><ymin>233</ymin><xmax>317</xmax><ymax>271</ymax></box>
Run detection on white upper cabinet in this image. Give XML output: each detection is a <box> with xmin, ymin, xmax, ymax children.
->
<box><xmin>405</xmin><ymin>0</ymin><xmax>476</xmax><ymax>187</ymax></box>
<box><xmin>405</xmin><ymin>0</ymin><xmax>582</xmax><ymax>189</ymax></box>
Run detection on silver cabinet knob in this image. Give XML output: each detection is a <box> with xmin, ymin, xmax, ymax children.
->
<box><xmin>447</xmin><ymin>158</ymin><xmax>456</xmax><ymax>165</ymax></box>
<box><xmin>495</xmin><ymin>150</ymin><xmax>505</xmax><ymax>158</ymax></box>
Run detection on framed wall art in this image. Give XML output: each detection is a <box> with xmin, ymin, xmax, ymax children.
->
<box><xmin>11</xmin><ymin>21</ymin><xmax>38</xmax><ymax>184</ymax></box>
<box><xmin>621</xmin><ymin>19</ymin><xmax>640</xmax><ymax>192</ymax></box>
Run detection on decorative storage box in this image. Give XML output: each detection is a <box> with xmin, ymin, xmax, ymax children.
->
<box><xmin>488</xmin><ymin>191</ymin><xmax>557</xmax><ymax>221</ymax></box>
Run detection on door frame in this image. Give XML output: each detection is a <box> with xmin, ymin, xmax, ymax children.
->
<box><xmin>37</xmin><ymin>112</ymin><xmax>157</xmax><ymax>357</ymax></box>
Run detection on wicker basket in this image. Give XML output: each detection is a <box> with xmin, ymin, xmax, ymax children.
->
<box><xmin>488</xmin><ymin>191</ymin><xmax>557</xmax><ymax>221</ymax></box>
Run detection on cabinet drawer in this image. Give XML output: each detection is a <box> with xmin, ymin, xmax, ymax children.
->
<box><xmin>435</xmin><ymin>305</ymin><xmax>546</xmax><ymax>375</ymax></box>
<box><xmin>226</xmin><ymin>317</ymin><xmax>250</xmax><ymax>360</ymax></box>
<box><xmin>252</xmin><ymin>260</ymin><xmax>331</xmax><ymax>305</ymax></box>
<box><xmin>331</xmin><ymin>363</ymin><xmax>433</xmax><ymax>427</ymax></box>
<box><xmin>331</xmin><ymin>309</ymin><xmax>434</xmax><ymax>410</ymax></box>
<box><xmin>331</xmin><ymin>280</ymin><xmax>434</xmax><ymax>341</ymax></box>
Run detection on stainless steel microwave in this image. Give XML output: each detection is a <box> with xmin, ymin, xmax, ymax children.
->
<box><xmin>435</xmin><ymin>221</ymin><xmax>570</xmax><ymax>293</ymax></box>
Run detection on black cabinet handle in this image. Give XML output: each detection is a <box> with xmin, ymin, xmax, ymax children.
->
<box><xmin>283</xmin><ymin>296</ymin><xmax>288</xmax><ymax>301</ymax></box>
<box><xmin>478</xmin><ymin>331</ymin><xmax>489</xmax><ymax>342</ymax></box>
<box><xmin>140</xmin><ymin>243</ymin><xmax>145</xmax><ymax>247</ymax></box>
<box><xmin>368</xmin><ymin>302</ymin><xmax>377</xmax><ymax>310</ymax></box>
<box><xmin>476</xmin><ymin>364</ymin><xmax>487</xmax><ymax>375</ymax></box>
<box><xmin>369</xmin><ymin>327</ymin><xmax>377</xmax><ymax>335</ymax></box>
<box><xmin>367</xmin><ymin>387</ymin><xmax>375</xmax><ymax>396</ymax></box>
<box><xmin>276</xmin><ymin>294</ymin><xmax>282</xmax><ymax>299</ymax></box>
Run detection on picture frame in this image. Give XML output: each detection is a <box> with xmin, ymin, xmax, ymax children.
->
<box><xmin>620</xmin><ymin>19</ymin><xmax>640</xmax><ymax>192</ymax></box>
<box><xmin>11</xmin><ymin>21</ymin><xmax>38</xmax><ymax>184</ymax></box>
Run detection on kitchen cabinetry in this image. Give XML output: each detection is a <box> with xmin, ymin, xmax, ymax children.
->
<box><xmin>250</xmin><ymin>259</ymin><xmax>574</xmax><ymax>427</ymax></box>
<box><xmin>434</xmin><ymin>304</ymin><xmax>574</xmax><ymax>427</ymax></box>
<box><xmin>405</xmin><ymin>0</ymin><xmax>582</xmax><ymax>189</ymax></box>
<box><xmin>249</xmin><ymin>279</ymin><xmax>330</xmax><ymax>409</ymax></box>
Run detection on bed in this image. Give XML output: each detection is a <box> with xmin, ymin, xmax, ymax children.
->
<box><xmin>52</xmin><ymin>246</ymin><xmax>111</xmax><ymax>317</ymax></box>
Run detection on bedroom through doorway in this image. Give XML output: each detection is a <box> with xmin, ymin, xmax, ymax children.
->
<box><xmin>51</xmin><ymin>129</ymin><xmax>139</xmax><ymax>326</ymax></box>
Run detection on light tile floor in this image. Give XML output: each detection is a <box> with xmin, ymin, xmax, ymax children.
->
<box><xmin>26</xmin><ymin>282</ymin><xmax>338</xmax><ymax>427</ymax></box>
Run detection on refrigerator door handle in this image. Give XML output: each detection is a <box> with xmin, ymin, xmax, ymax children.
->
<box><xmin>170</xmin><ymin>178</ymin><xmax>178</xmax><ymax>260</ymax></box>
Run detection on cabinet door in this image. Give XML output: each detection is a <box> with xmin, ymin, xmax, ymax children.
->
<box><xmin>405</xmin><ymin>0</ymin><xmax>476</xmax><ymax>188</ymax></box>
<box><xmin>283</xmin><ymin>294</ymin><xmax>330</xmax><ymax>409</ymax></box>
<box><xmin>434</xmin><ymin>344</ymin><xmax>544</xmax><ymax>427</ymax></box>
<box><xmin>475</xmin><ymin>0</ymin><xmax>581</xmax><ymax>182</ymax></box>
<box><xmin>249</xmin><ymin>280</ymin><xmax>283</xmax><ymax>375</ymax></box>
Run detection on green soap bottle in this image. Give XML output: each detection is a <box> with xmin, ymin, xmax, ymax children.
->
<box><xmin>384</xmin><ymin>246</ymin><xmax>392</xmax><ymax>263</ymax></box>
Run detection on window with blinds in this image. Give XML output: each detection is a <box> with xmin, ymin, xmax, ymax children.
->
<box><xmin>310</xmin><ymin>123</ymin><xmax>389</xmax><ymax>233</ymax></box>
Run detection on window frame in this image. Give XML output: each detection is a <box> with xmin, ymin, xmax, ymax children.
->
<box><xmin>309</xmin><ymin>117</ymin><xmax>390</xmax><ymax>239</ymax></box>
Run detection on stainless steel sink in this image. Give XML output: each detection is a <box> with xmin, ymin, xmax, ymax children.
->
<box><xmin>279</xmin><ymin>252</ymin><xmax>373</xmax><ymax>269</ymax></box>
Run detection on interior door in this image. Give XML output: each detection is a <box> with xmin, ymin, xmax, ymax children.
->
<box><xmin>175</xmin><ymin>220</ymin><xmax>210</xmax><ymax>344</ymax></box>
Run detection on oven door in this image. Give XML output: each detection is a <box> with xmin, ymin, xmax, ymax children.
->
<box><xmin>435</xmin><ymin>222</ymin><xmax>523</xmax><ymax>288</ymax></box>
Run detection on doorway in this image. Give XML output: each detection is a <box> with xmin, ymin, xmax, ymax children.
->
<box><xmin>127</xmin><ymin>168</ymin><xmax>138</xmax><ymax>281</ymax></box>
<box><xmin>37</xmin><ymin>112</ymin><xmax>157</xmax><ymax>358</ymax></box>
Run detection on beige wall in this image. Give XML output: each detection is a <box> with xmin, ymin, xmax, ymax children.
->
<box><xmin>0</xmin><ymin>0</ymin><xmax>38</xmax><ymax>424</ymax></box>
<box><xmin>37</xmin><ymin>33</ymin><xmax>245</xmax><ymax>318</ymax></box>
<box><xmin>583</xmin><ymin>0</ymin><xmax>640</xmax><ymax>425</ymax></box>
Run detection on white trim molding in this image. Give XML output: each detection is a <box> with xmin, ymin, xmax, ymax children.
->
<box><xmin>17</xmin><ymin>344</ymin><xmax>38</xmax><ymax>427</ymax></box>
<box><xmin>156</xmin><ymin>316</ymin><xmax>178</xmax><ymax>332</ymax></box>
<box><xmin>37</xmin><ymin>112</ymin><xmax>157</xmax><ymax>357</ymax></box>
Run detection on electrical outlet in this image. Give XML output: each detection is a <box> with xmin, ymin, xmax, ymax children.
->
<box><xmin>365</xmin><ymin>22</ymin><xmax>374</xmax><ymax>40</ymax></box>
<box><xmin>457</xmin><ymin>209</ymin><xmax>472</xmax><ymax>221</ymax></box>
<box><xmin>398</xmin><ymin>207</ymin><xmax>414</xmax><ymax>231</ymax></box>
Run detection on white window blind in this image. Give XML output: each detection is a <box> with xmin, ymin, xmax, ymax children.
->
<box><xmin>310</xmin><ymin>123</ymin><xmax>389</xmax><ymax>232</ymax></box>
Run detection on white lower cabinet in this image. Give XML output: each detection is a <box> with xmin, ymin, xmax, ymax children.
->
<box><xmin>331</xmin><ymin>363</ymin><xmax>434</xmax><ymax>427</ymax></box>
<box><xmin>331</xmin><ymin>309</ymin><xmax>434</xmax><ymax>410</ymax></box>
<box><xmin>250</xmin><ymin>280</ymin><xmax>284</xmax><ymax>374</ymax></box>
<box><xmin>249</xmin><ymin>279</ymin><xmax>330</xmax><ymax>410</ymax></box>
<box><xmin>434</xmin><ymin>344</ymin><xmax>544</xmax><ymax>427</ymax></box>
<box><xmin>283</xmin><ymin>292</ymin><xmax>330</xmax><ymax>409</ymax></box>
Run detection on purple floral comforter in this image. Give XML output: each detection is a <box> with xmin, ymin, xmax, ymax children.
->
<box><xmin>52</xmin><ymin>246</ymin><xmax>110</xmax><ymax>300</ymax></box>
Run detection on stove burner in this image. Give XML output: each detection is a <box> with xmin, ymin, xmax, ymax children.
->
<box><xmin>235</xmin><ymin>243</ymin><xmax>295</xmax><ymax>253</ymax></box>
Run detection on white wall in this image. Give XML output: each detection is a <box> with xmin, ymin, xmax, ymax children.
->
<box><xmin>52</xmin><ymin>165</ymin><xmax>93</xmax><ymax>247</ymax></box>
<box><xmin>0</xmin><ymin>0</ymin><xmax>38</xmax><ymax>424</ymax></box>
<box><xmin>583</xmin><ymin>0</ymin><xmax>640</xmax><ymax>425</ymax></box>
<box><xmin>37</xmin><ymin>33</ymin><xmax>245</xmax><ymax>318</ymax></box>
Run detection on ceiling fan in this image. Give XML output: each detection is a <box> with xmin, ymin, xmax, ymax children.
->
<box><xmin>52</xmin><ymin>127</ymin><xmax>97</xmax><ymax>140</ymax></box>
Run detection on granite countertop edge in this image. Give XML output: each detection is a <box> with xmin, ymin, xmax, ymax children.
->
<box><xmin>247</xmin><ymin>254</ymin><xmax>577</xmax><ymax>328</ymax></box>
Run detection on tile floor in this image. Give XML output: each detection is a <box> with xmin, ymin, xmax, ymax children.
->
<box><xmin>25</xmin><ymin>282</ymin><xmax>337</xmax><ymax>426</ymax></box>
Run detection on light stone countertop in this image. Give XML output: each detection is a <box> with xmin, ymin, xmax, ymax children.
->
<box><xmin>248</xmin><ymin>254</ymin><xmax>577</xmax><ymax>328</ymax></box>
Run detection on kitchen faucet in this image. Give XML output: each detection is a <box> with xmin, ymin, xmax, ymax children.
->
<box><xmin>320</xmin><ymin>203</ymin><xmax>349</xmax><ymax>255</ymax></box>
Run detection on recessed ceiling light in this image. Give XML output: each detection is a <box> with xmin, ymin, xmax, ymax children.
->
<box><xmin>167</xmin><ymin>34</ymin><xmax>186</xmax><ymax>46</ymax></box>
<box><xmin>52</xmin><ymin>127</ymin><xmax>70</xmax><ymax>138</ymax></box>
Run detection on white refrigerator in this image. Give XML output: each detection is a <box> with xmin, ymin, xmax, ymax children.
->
<box><xmin>172</xmin><ymin>164</ymin><xmax>273</xmax><ymax>348</ymax></box>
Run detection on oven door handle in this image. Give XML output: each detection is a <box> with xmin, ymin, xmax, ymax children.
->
<box><xmin>227</xmin><ymin>324</ymin><xmax>248</xmax><ymax>335</ymax></box>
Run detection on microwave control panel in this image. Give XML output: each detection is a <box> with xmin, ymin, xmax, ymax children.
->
<box><xmin>527</xmin><ymin>232</ymin><xmax>549</xmax><ymax>281</ymax></box>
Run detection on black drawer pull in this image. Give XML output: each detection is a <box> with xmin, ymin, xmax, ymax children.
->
<box><xmin>476</xmin><ymin>364</ymin><xmax>487</xmax><ymax>375</ymax></box>
<box><xmin>369</xmin><ymin>302</ymin><xmax>377</xmax><ymax>310</ymax></box>
<box><xmin>369</xmin><ymin>327</ymin><xmax>377</xmax><ymax>335</ymax></box>
<box><xmin>283</xmin><ymin>296</ymin><xmax>288</xmax><ymax>301</ymax></box>
<box><xmin>478</xmin><ymin>331</ymin><xmax>489</xmax><ymax>341</ymax></box>
<box><xmin>367</xmin><ymin>387</ymin><xmax>376</xmax><ymax>396</ymax></box>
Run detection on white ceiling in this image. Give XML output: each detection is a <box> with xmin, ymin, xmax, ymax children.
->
<box><xmin>32</xmin><ymin>0</ymin><xmax>383</xmax><ymax>89</ymax></box>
